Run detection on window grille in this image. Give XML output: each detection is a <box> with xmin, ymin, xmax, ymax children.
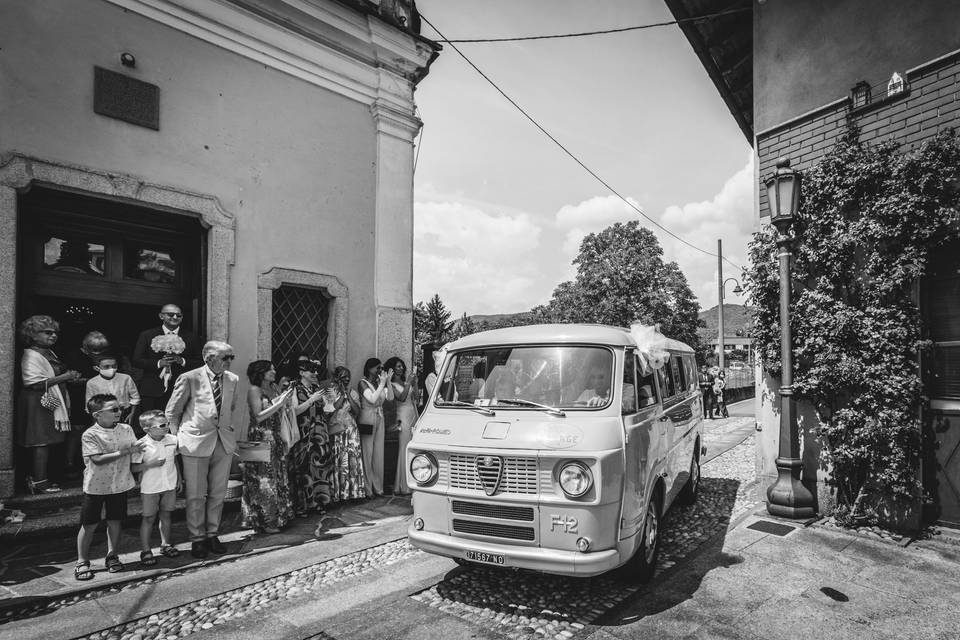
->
<box><xmin>271</xmin><ymin>285</ymin><xmax>330</xmax><ymax>373</ymax></box>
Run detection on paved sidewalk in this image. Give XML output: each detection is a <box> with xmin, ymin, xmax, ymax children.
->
<box><xmin>0</xmin><ymin>493</ymin><xmax>412</xmax><ymax>621</ymax></box>
<box><xmin>589</xmin><ymin>512</ymin><xmax>960</xmax><ymax>640</ymax></box>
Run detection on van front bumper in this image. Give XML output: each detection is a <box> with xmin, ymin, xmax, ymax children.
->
<box><xmin>407</xmin><ymin>527</ymin><xmax>622</xmax><ymax>577</ymax></box>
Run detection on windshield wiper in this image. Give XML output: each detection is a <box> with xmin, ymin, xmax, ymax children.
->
<box><xmin>498</xmin><ymin>398</ymin><xmax>566</xmax><ymax>417</ymax></box>
<box><xmin>436</xmin><ymin>399</ymin><xmax>495</xmax><ymax>416</ymax></box>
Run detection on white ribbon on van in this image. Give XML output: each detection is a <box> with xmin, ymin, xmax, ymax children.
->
<box><xmin>630</xmin><ymin>323</ymin><xmax>671</xmax><ymax>374</ymax></box>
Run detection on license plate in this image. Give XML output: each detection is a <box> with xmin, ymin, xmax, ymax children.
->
<box><xmin>465</xmin><ymin>550</ymin><xmax>505</xmax><ymax>565</ymax></box>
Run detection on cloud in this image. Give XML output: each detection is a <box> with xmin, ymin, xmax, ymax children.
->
<box><xmin>554</xmin><ymin>195</ymin><xmax>644</xmax><ymax>269</ymax></box>
<box><xmin>654</xmin><ymin>154</ymin><xmax>755</xmax><ymax>308</ymax></box>
<box><xmin>555</xmin><ymin>195</ymin><xmax>641</xmax><ymax>229</ymax></box>
<box><xmin>413</xmin><ymin>199</ymin><xmax>546</xmax><ymax>314</ymax></box>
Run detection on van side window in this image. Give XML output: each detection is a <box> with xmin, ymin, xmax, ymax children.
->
<box><xmin>636</xmin><ymin>355</ymin><xmax>658</xmax><ymax>407</ymax></box>
<box><xmin>622</xmin><ymin>350</ymin><xmax>637</xmax><ymax>414</ymax></box>
<box><xmin>672</xmin><ymin>355</ymin><xmax>686</xmax><ymax>391</ymax></box>
<box><xmin>657</xmin><ymin>365</ymin><xmax>676</xmax><ymax>399</ymax></box>
<box><xmin>682</xmin><ymin>355</ymin><xmax>697</xmax><ymax>392</ymax></box>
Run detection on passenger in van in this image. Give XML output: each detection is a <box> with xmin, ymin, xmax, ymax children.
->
<box><xmin>638</xmin><ymin>384</ymin><xmax>655</xmax><ymax>407</ymax></box>
<box><xmin>481</xmin><ymin>358</ymin><xmax>522</xmax><ymax>399</ymax></box>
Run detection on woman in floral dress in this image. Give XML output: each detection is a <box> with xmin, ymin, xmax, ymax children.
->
<box><xmin>288</xmin><ymin>360</ymin><xmax>333</xmax><ymax>516</ymax></box>
<box><xmin>241</xmin><ymin>360</ymin><xmax>294</xmax><ymax>533</ymax></box>
<box><xmin>321</xmin><ymin>366</ymin><xmax>366</xmax><ymax>502</ymax></box>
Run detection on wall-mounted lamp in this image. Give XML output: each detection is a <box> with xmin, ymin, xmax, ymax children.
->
<box><xmin>120</xmin><ymin>52</ymin><xmax>136</xmax><ymax>68</ymax></box>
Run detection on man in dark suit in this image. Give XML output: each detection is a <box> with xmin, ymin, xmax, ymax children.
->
<box><xmin>133</xmin><ymin>303</ymin><xmax>201</xmax><ymax>415</ymax></box>
<box><xmin>698</xmin><ymin>364</ymin><xmax>716</xmax><ymax>419</ymax></box>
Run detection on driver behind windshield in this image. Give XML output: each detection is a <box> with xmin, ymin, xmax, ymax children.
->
<box><xmin>576</xmin><ymin>365</ymin><xmax>611</xmax><ymax>406</ymax></box>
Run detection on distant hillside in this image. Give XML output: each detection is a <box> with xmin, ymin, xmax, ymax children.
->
<box><xmin>698</xmin><ymin>304</ymin><xmax>754</xmax><ymax>342</ymax></box>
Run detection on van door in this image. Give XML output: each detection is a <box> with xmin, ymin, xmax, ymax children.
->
<box><xmin>620</xmin><ymin>350</ymin><xmax>659</xmax><ymax>540</ymax></box>
<box><xmin>666</xmin><ymin>354</ymin><xmax>697</xmax><ymax>502</ymax></box>
<box><xmin>657</xmin><ymin>360</ymin><xmax>686</xmax><ymax>502</ymax></box>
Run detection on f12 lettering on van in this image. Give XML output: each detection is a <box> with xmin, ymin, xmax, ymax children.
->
<box><xmin>549</xmin><ymin>514</ymin><xmax>579</xmax><ymax>534</ymax></box>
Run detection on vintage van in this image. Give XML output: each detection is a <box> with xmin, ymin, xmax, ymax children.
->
<box><xmin>406</xmin><ymin>323</ymin><xmax>705</xmax><ymax>581</ymax></box>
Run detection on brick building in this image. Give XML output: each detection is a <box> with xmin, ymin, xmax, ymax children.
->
<box><xmin>666</xmin><ymin>0</ymin><xmax>960</xmax><ymax>528</ymax></box>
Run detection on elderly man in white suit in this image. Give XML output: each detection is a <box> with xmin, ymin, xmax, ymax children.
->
<box><xmin>166</xmin><ymin>340</ymin><xmax>238</xmax><ymax>559</ymax></box>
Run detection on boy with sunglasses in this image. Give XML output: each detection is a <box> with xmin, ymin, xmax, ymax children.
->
<box><xmin>131</xmin><ymin>410</ymin><xmax>182</xmax><ymax>566</ymax></box>
<box><xmin>75</xmin><ymin>394</ymin><xmax>144</xmax><ymax>580</ymax></box>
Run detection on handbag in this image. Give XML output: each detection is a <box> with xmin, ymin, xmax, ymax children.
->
<box><xmin>236</xmin><ymin>440</ymin><xmax>271</xmax><ymax>463</ymax></box>
<box><xmin>40</xmin><ymin>380</ymin><xmax>61</xmax><ymax>411</ymax></box>
<box><xmin>357</xmin><ymin>423</ymin><xmax>374</xmax><ymax>436</ymax></box>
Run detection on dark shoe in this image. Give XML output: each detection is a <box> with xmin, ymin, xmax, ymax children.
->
<box><xmin>105</xmin><ymin>553</ymin><xmax>123</xmax><ymax>573</ymax></box>
<box><xmin>191</xmin><ymin>541</ymin><xmax>209</xmax><ymax>559</ymax></box>
<box><xmin>139</xmin><ymin>550</ymin><xmax>158</xmax><ymax>567</ymax></box>
<box><xmin>207</xmin><ymin>536</ymin><xmax>226</xmax><ymax>554</ymax></box>
<box><xmin>160</xmin><ymin>545</ymin><xmax>180</xmax><ymax>558</ymax></box>
<box><xmin>74</xmin><ymin>560</ymin><xmax>94</xmax><ymax>581</ymax></box>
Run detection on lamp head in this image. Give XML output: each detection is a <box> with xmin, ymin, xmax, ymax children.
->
<box><xmin>765</xmin><ymin>157</ymin><xmax>801</xmax><ymax>234</ymax></box>
<box><xmin>732</xmin><ymin>284</ymin><xmax>743</xmax><ymax>295</ymax></box>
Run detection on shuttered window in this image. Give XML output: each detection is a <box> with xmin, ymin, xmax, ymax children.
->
<box><xmin>924</xmin><ymin>243</ymin><xmax>960</xmax><ymax>399</ymax></box>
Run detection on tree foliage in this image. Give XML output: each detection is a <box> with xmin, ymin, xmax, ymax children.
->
<box><xmin>414</xmin><ymin>293</ymin><xmax>455</xmax><ymax>347</ymax></box>
<box><xmin>535</xmin><ymin>221</ymin><xmax>704</xmax><ymax>349</ymax></box>
<box><xmin>744</xmin><ymin>129</ymin><xmax>960</xmax><ymax>525</ymax></box>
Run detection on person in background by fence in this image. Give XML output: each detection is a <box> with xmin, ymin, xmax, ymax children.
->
<box><xmin>698</xmin><ymin>364</ymin><xmax>716</xmax><ymax>420</ymax></box>
<box><xmin>713</xmin><ymin>369</ymin><xmax>729</xmax><ymax>418</ymax></box>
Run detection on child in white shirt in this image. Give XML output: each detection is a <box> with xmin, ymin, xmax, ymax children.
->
<box><xmin>76</xmin><ymin>394</ymin><xmax>143</xmax><ymax>580</ymax></box>
<box><xmin>85</xmin><ymin>354</ymin><xmax>140</xmax><ymax>425</ymax></box>
<box><xmin>131</xmin><ymin>410</ymin><xmax>182</xmax><ymax>566</ymax></box>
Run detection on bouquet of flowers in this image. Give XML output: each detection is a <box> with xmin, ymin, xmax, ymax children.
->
<box><xmin>151</xmin><ymin>334</ymin><xmax>186</xmax><ymax>391</ymax></box>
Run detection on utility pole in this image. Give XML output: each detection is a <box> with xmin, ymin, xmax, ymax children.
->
<box><xmin>717</xmin><ymin>239</ymin><xmax>725</xmax><ymax>370</ymax></box>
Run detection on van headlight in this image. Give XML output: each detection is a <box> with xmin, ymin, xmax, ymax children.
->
<box><xmin>558</xmin><ymin>461</ymin><xmax>593</xmax><ymax>498</ymax></box>
<box><xmin>410</xmin><ymin>453</ymin><xmax>438</xmax><ymax>485</ymax></box>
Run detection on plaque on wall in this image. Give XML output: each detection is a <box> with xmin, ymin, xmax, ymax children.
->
<box><xmin>93</xmin><ymin>66</ymin><xmax>159</xmax><ymax>130</ymax></box>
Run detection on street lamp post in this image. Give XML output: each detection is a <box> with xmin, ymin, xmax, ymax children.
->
<box><xmin>716</xmin><ymin>239</ymin><xmax>742</xmax><ymax>371</ymax></box>
<box><xmin>764</xmin><ymin>157</ymin><xmax>816</xmax><ymax>519</ymax></box>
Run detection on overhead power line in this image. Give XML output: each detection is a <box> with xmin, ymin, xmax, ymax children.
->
<box><xmin>433</xmin><ymin>7</ymin><xmax>750</xmax><ymax>44</ymax></box>
<box><xmin>418</xmin><ymin>13</ymin><xmax>744</xmax><ymax>272</ymax></box>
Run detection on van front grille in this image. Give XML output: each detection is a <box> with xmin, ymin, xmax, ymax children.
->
<box><xmin>448</xmin><ymin>455</ymin><xmax>539</xmax><ymax>494</ymax></box>
<box><xmin>451</xmin><ymin>500</ymin><xmax>535</xmax><ymax>521</ymax></box>
<box><xmin>452</xmin><ymin>518</ymin><xmax>536</xmax><ymax>541</ymax></box>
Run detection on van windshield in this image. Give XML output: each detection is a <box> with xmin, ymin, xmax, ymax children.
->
<box><xmin>434</xmin><ymin>346</ymin><xmax>614</xmax><ymax>410</ymax></box>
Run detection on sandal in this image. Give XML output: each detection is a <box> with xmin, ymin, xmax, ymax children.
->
<box><xmin>139</xmin><ymin>550</ymin><xmax>157</xmax><ymax>567</ymax></box>
<box><xmin>159</xmin><ymin>545</ymin><xmax>180</xmax><ymax>558</ymax></box>
<box><xmin>105</xmin><ymin>554</ymin><xmax>123</xmax><ymax>573</ymax></box>
<box><xmin>74</xmin><ymin>561</ymin><xmax>94</xmax><ymax>581</ymax></box>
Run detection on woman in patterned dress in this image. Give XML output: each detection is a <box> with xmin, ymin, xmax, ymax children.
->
<box><xmin>288</xmin><ymin>360</ymin><xmax>333</xmax><ymax>516</ymax></box>
<box><xmin>241</xmin><ymin>360</ymin><xmax>294</xmax><ymax>533</ymax></box>
<box><xmin>321</xmin><ymin>366</ymin><xmax>366</xmax><ymax>502</ymax></box>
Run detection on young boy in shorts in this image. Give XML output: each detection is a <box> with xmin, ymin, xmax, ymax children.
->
<box><xmin>131</xmin><ymin>410</ymin><xmax>182</xmax><ymax>566</ymax></box>
<box><xmin>76</xmin><ymin>394</ymin><xmax>144</xmax><ymax>581</ymax></box>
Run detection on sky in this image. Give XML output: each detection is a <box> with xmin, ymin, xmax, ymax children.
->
<box><xmin>411</xmin><ymin>1</ymin><xmax>753</xmax><ymax>319</ymax></box>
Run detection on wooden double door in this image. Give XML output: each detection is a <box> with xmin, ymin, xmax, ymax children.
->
<box><xmin>16</xmin><ymin>187</ymin><xmax>206</xmax><ymax>379</ymax></box>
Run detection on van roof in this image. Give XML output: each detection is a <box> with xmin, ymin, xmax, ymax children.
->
<box><xmin>445</xmin><ymin>323</ymin><xmax>695</xmax><ymax>354</ymax></box>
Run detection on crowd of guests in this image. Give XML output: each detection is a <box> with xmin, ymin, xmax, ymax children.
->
<box><xmin>15</xmin><ymin>304</ymin><xmax>421</xmax><ymax>581</ymax></box>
